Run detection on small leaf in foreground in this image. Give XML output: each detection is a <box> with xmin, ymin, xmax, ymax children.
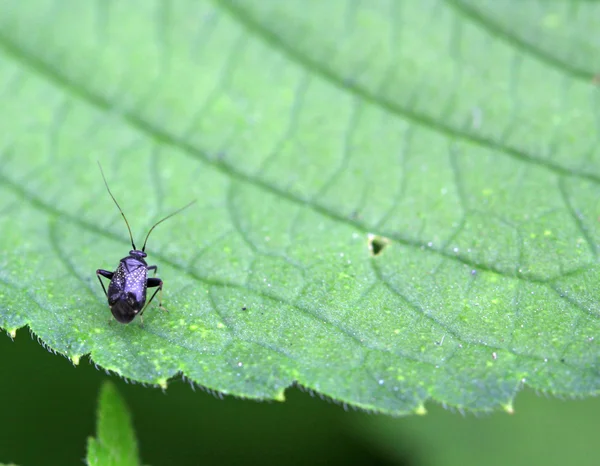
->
<box><xmin>86</xmin><ymin>382</ymin><xmax>140</xmax><ymax>466</ymax></box>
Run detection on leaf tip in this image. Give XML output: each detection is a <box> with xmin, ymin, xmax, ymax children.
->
<box><xmin>273</xmin><ymin>388</ymin><xmax>286</xmax><ymax>402</ymax></box>
<box><xmin>414</xmin><ymin>403</ymin><xmax>427</xmax><ymax>415</ymax></box>
<box><xmin>89</xmin><ymin>381</ymin><xmax>140</xmax><ymax>466</ymax></box>
<box><xmin>71</xmin><ymin>354</ymin><xmax>81</xmax><ymax>366</ymax></box>
<box><xmin>157</xmin><ymin>378</ymin><xmax>168</xmax><ymax>390</ymax></box>
<box><xmin>502</xmin><ymin>402</ymin><xmax>515</xmax><ymax>415</ymax></box>
<box><xmin>7</xmin><ymin>328</ymin><xmax>17</xmax><ymax>340</ymax></box>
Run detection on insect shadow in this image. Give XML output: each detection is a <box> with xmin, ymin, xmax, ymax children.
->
<box><xmin>96</xmin><ymin>162</ymin><xmax>195</xmax><ymax>326</ymax></box>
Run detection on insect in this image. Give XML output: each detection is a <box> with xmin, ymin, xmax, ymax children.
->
<box><xmin>96</xmin><ymin>162</ymin><xmax>195</xmax><ymax>325</ymax></box>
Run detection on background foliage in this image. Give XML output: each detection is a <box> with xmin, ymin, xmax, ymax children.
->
<box><xmin>2</xmin><ymin>334</ymin><xmax>600</xmax><ymax>465</ymax></box>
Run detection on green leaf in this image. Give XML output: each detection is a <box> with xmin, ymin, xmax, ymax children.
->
<box><xmin>1</xmin><ymin>0</ymin><xmax>599</xmax><ymax>414</ymax></box>
<box><xmin>87</xmin><ymin>382</ymin><xmax>140</xmax><ymax>466</ymax></box>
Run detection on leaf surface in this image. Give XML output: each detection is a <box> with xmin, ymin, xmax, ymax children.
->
<box><xmin>0</xmin><ymin>0</ymin><xmax>599</xmax><ymax>414</ymax></box>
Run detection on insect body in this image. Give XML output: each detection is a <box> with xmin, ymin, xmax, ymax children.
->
<box><xmin>97</xmin><ymin>249</ymin><xmax>161</xmax><ymax>324</ymax></box>
<box><xmin>96</xmin><ymin>162</ymin><xmax>195</xmax><ymax>324</ymax></box>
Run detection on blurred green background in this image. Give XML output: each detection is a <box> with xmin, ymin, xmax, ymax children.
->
<box><xmin>1</xmin><ymin>332</ymin><xmax>599</xmax><ymax>466</ymax></box>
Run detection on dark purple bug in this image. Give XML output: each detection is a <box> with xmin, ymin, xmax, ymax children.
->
<box><xmin>96</xmin><ymin>162</ymin><xmax>195</xmax><ymax>324</ymax></box>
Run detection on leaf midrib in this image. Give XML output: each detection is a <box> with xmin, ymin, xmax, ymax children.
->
<box><xmin>214</xmin><ymin>0</ymin><xmax>600</xmax><ymax>182</ymax></box>
<box><xmin>446</xmin><ymin>0</ymin><xmax>595</xmax><ymax>81</ymax></box>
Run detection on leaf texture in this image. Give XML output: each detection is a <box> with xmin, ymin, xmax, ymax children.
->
<box><xmin>0</xmin><ymin>0</ymin><xmax>599</xmax><ymax>414</ymax></box>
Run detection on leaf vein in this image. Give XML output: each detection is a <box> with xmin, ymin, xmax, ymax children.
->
<box><xmin>446</xmin><ymin>0</ymin><xmax>595</xmax><ymax>82</ymax></box>
<box><xmin>213</xmin><ymin>0</ymin><xmax>600</xmax><ymax>185</ymax></box>
<box><xmin>370</xmin><ymin>256</ymin><xmax>593</xmax><ymax>372</ymax></box>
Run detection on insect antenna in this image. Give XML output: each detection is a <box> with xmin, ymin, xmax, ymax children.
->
<box><xmin>142</xmin><ymin>200</ymin><xmax>196</xmax><ymax>252</ymax></box>
<box><xmin>97</xmin><ymin>161</ymin><xmax>137</xmax><ymax>250</ymax></box>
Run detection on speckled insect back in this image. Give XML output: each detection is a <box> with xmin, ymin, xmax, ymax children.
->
<box><xmin>95</xmin><ymin>162</ymin><xmax>195</xmax><ymax>325</ymax></box>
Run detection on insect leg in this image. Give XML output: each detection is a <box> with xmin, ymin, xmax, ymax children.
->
<box><xmin>147</xmin><ymin>265</ymin><xmax>158</xmax><ymax>276</ymax></box>
<box><xmin>96</xmin><ymin>269</ymin><xmax>113</xmax><ymax>297</ymax></box>
<box><xmin>140</xmin><ymin>278</ymin><xmax>166</xmax><ymax>317</ymax></box>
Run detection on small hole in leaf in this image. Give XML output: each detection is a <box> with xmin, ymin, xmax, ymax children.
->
<box><xmin>368</xmin><ymin>234</ymin><xmax>390</xmax><ymax>256</ymax></box>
